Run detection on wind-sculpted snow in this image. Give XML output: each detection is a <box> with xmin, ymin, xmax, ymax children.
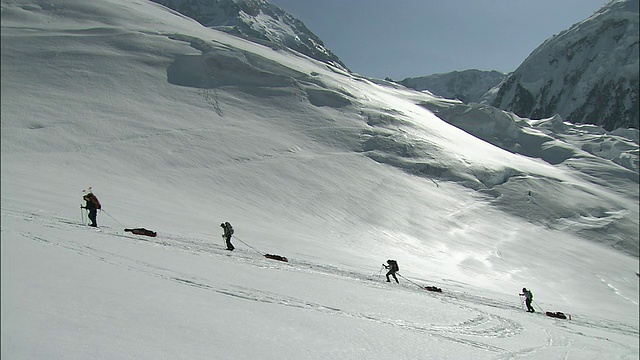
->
<box><xmin>304</xmin><ymin>88</ymin><xmax>352</xmax><ymax>108</ymax></box>
<box><xmin>166</xmin><ymin>33</ymin><xmax>354</xmax><ymax>110</ymax></box>
<box><xmin>167</xmin><ymin>35</ymin><xmax>307</xmax><ymax>89</ymax></box>
<box><xmin>415</xmin><ymin>101</ymin><xmax>639</xmax><ymax>255</ymax></box>
<box><xmin>422</xmin><ymin>102</ymin><xmax>639</xmax><ymax>173</ymax></box>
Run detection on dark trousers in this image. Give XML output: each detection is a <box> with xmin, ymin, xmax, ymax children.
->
<box><xmin>386</xmin><ymin>270</ymin><xmax>398</xmax><ymax>283</ymax></box>
<box><xmin>88</xmin><ymin>209</ymin><xmax>97</xmax><ymax>227</ymax></box>
<box><xmin>525</xmin><ymin>299</ymin><xmax>535</xmax><ymax>312</ymax></box>
<box><xmin>224</xmin><ymin>235</ymin><xmax>234</xmax><ymax>250</ymax></box>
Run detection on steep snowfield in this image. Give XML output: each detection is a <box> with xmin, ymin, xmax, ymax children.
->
<box><xmin>1</xmin><ymin>0</ymin><xmax>638</xmax><ymax>359</ymax></box>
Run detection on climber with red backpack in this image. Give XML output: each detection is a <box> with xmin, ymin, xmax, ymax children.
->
<box><xmin>81</xmin><ymin>191</ymin><xmax>101</xmax><ymax>227</ymax></box>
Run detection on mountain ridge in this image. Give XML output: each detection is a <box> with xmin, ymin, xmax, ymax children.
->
<box><xmin>150</xmin><ymin>0</ymin><xmax>348</xmax><ymax>71</ymax></box>
<box><xmin>401</xmin><ymin>0</ymin><xmax>639</xmax><ymax>132</ymax></box>
<box><xmin>490</xmin><ymin>0</ymin><xmax>638</xmax><ymax>130</ymax></box>
<box><xmin>399</xmin><ymin>69</ymin><xmax>507</xmax><ymax>104</ymax></box>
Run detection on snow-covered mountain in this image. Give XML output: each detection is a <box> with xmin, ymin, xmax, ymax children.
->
<box><xmin>399</xmin><ymin>70</ymin><xmax>507</xmax><ymax>104</ymax></box>
<box><xmin>490</xmin><ymin>0</ymin><xmax>639</xmax><ymax>131</ymax></box>
<box><xmin>1</xmin><ymin>0</ymin><xmax>638</xmax><ymax>358</ymax></box>
<box><xmin>424</xmin><ymin>102</ymin><xmax>639</xmax><ymax>173</ymax></box>
<box><xmin>149</xmin><ymin>0</ymin><xmax>348</xmax><ymax>71</ymax></box>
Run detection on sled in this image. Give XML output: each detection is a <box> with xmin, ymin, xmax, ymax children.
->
<box><xmin>424</xmin><ymin>286</ymin><xmax>442</xmax><ymax>293</ymax></box>
<box><xmin>264</xmin><ymin>254</ymin><xmax>288</xmax><ymax>262</ymax></box>
<box><xmin>124</xmin><ymin>228</ymin><xmax>157</xmax><ymax>237</ymax></box>
<box><xmin>545</xmin><ymin>311</ymin><xmax>570</xmax><ymax>320</ymax></box>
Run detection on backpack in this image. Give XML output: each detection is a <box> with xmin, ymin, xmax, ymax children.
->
<box><xmin>388</xmin><ymin>260</ymin><xmax>399</xmax><ymax>272</ymax></box>
<box><xmin>85</xmin><ymin>193</ymin><xmax>101</xmax><ymax>209</ymax></box>
<box><xmin>225</xmin><ymin>222</ymin><xmax>234</xmax><ymax>235</ymax></box>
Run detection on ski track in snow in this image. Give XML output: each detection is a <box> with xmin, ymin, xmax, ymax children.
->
<box><xmin>3</xmin><ymin>208</ymin><xmax>638</xmax><ymax>356</ymax></box>
<box><xmin>596</xmin><ymin>274</ymin><xmax>639</xmax><ymax>306</ymax></box>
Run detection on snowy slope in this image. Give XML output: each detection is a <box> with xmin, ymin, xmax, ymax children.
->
<box><xmin>1</xmin><ymin>0</ymin><xmax>638</xmax><ymax>359</ymax></box>
<box><xmin>490</xmin><ymin>0</ymin><xmax>639</xmax><ymax>131</ymax></box>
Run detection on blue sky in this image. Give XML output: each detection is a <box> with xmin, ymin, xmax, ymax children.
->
<box><xmin>268</xmin><ymin>0</ymin><xmax>609</xmax><ymax>80</ymax></box>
